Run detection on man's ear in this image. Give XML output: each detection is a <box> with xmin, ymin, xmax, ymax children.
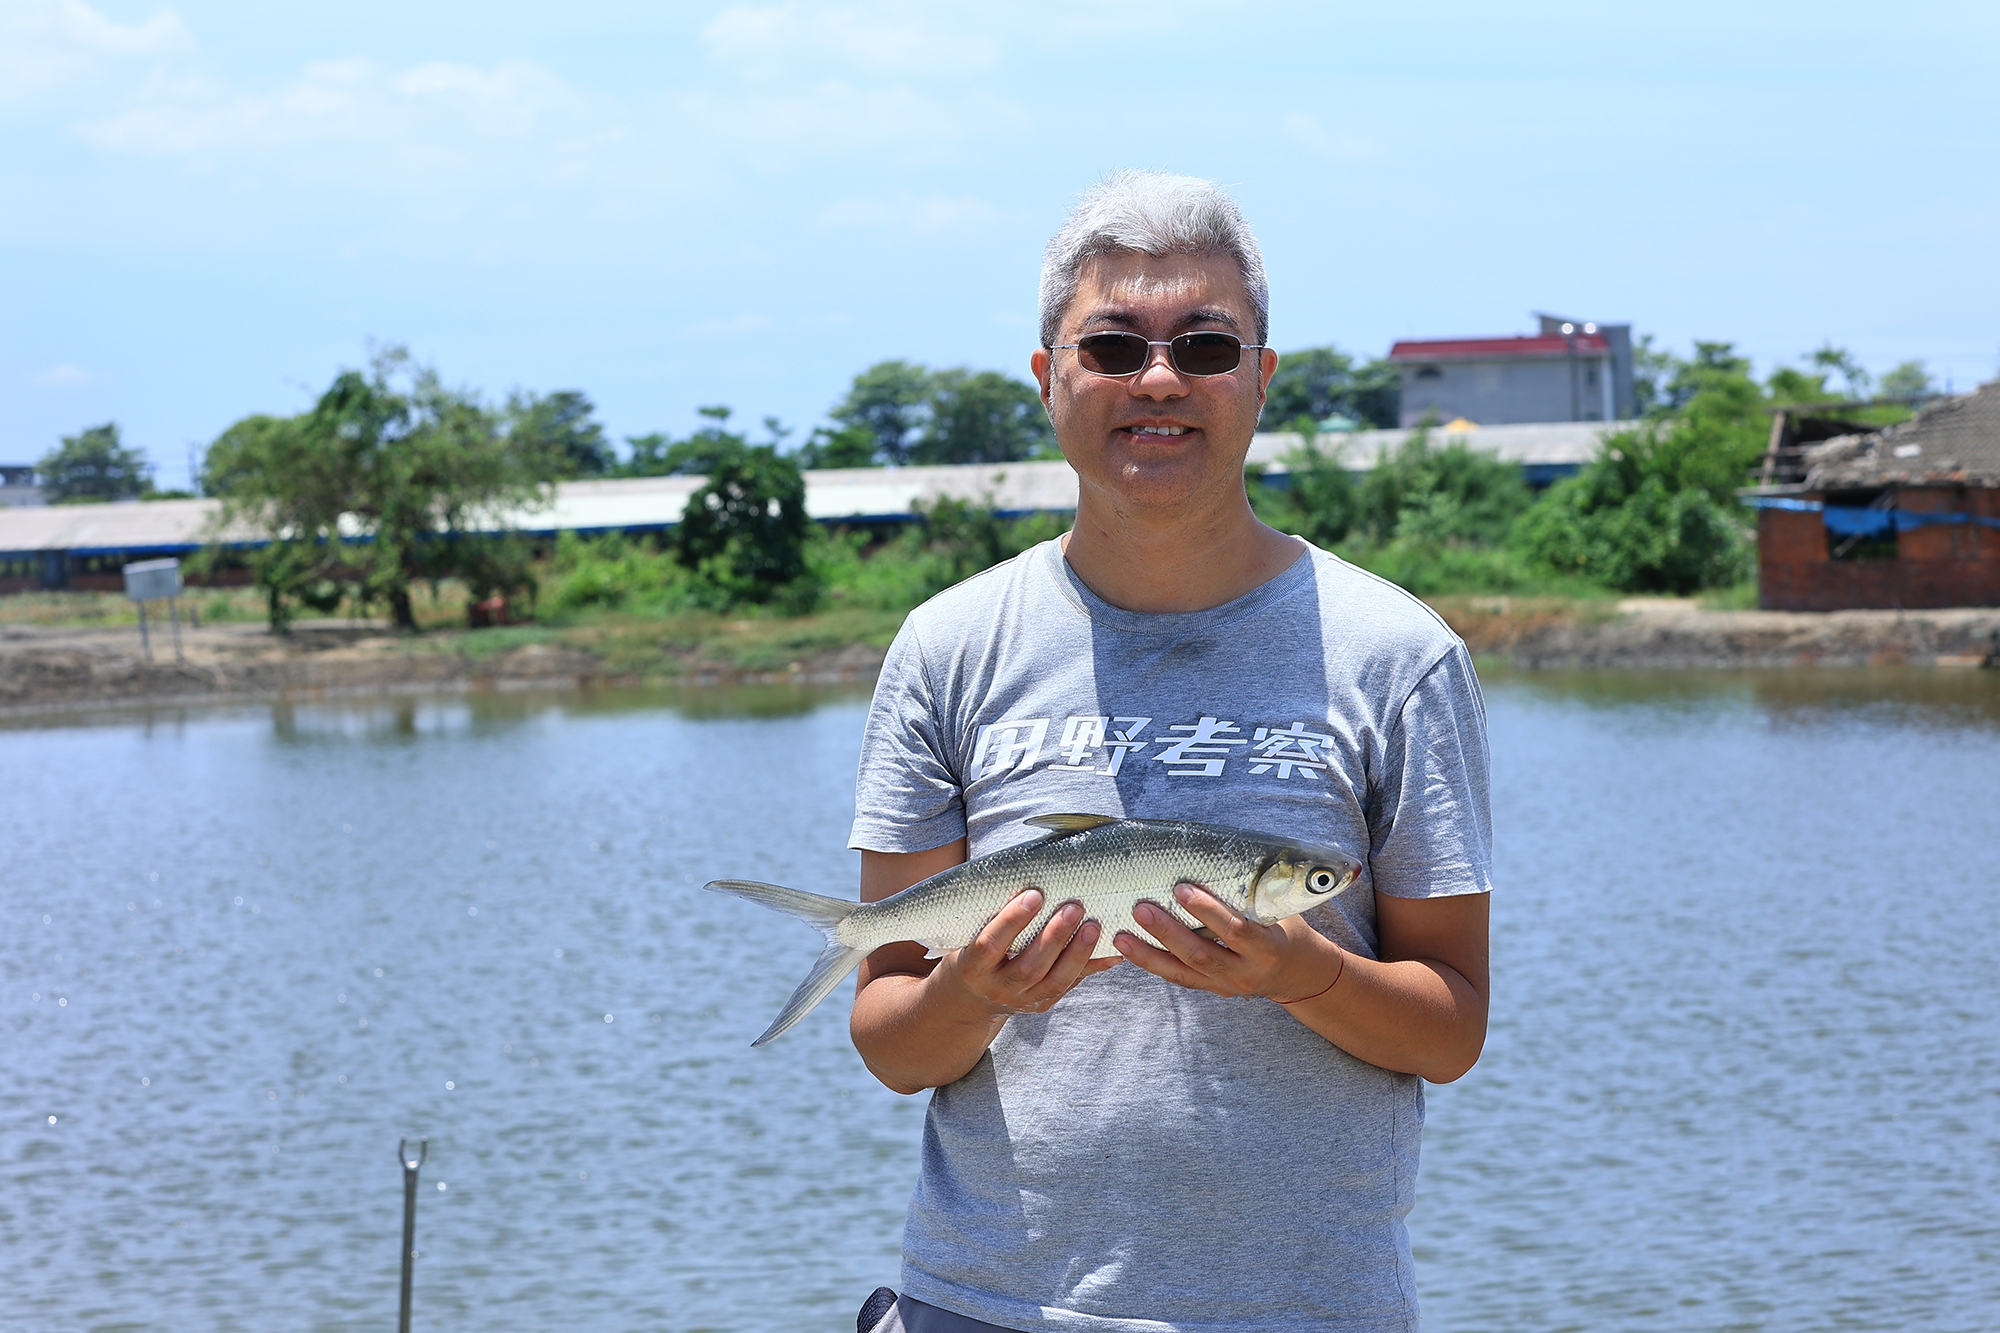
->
<box><xmin>1030</xmin><ymin>347</ymin><xmax>1054</xmax><ymax>409</ymax></box>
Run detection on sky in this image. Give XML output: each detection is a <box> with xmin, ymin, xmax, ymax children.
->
<box><xmin>4</xmin><ymin>0</ymin><xmax>1997</xmax><ymax>488</ymax></box>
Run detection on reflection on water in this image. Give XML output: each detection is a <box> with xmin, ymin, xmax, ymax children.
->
<box><xmin>3</xmin><ymin>669</ymin><xmax>1997</xmax><ymax>1331</ymax></box>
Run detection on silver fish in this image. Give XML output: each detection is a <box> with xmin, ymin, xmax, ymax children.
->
<box><xmin>705</xmin><ymin>813</ymin><xmax>1362</xmax><ymax>1046</ymax></box>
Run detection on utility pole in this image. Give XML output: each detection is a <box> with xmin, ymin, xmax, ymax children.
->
<box><xmin>1562</xmin><ymin>321</ymin><xmax>1581</xmax><ymax>422</ymax></box>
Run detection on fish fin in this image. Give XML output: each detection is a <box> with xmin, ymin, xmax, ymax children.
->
<box><xmin>751</xmin><ymin>939</ymin><xmax>869</xmax><ymax>1047</ymax></box>
<box><xmin>704</xmin><ymin>879</ymin><xmax>859</xmax><ymax>940</ymax></box>
<box><xmin>1023</xmin><ymin>813</ymin><xmax>1120</xmax><ymax>837</ymax></box>
<box><xmin>704</xmin><ymin>880</ymin><xmax>868</xmax><ymax>1046</ymax></box>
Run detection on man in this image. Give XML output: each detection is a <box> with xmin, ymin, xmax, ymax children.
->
<box><xmin>848</xmin><ymin>171</ymin><xmax>1492</xmax><ymax>1333</ymax></box>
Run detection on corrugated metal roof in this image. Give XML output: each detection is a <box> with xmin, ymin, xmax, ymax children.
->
<box><xmin>1249</xmin><ymin>419</ymin><xmax>1610</xmax><ymax>471</ymax></box>
<box><xmin>0</xmin><ymin>463</ymin><xmax>1087</xmax><ymax>554</ymax></box>
<box><xmin>0</xmin><ymin>424</ymin><xmax>1616</xmax><ymax>556</ymax></box>
<box><xmin>1801</xmin><ymin>380</ymin><xmax>2000</xmax><ymax>490</ymax></box>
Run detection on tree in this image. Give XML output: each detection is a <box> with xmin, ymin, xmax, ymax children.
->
<box><xmin>203</xmin><ymin>349</ymin><xmax>552</xmax><ymax>631</ymax></box>
<box><xmin>914</xmin><ymin>369</ymin><xmax>1052</xmax><ymax>465</ymax></box>
<box><xmin>673</xmin><ymin>444</ymin><xmax>812</xmax><ymax>605</ymax></box>
<box><xmin>1265</xmin><ymin>347</ymin><xmax>1401</xmax><ymax>429</ymax></box>
<box><xmin>796</xmin><ymin>423</ymin><xmax>879</xmax><ymax>469</ymax></box>
<box><xmin>832</xmin><ymin>361</ymin><xmax>933</xmax><ymax>465</ymax></box>
<box><xmin>39</xmin><ymin>423</ymin><xmax>151</xmax><ymax>503</ymax></box>
<box><xmin>617</xmin><ymin>406</ymin><xmax>753</xmax><ymax>477</ymax></box>
<box><xmin>1251</xmin><ymin>436</ymin><xmax>1358</xmax><ymax>548</ymax></box>
<box><xmin>1513</xmin><ymin>351</ymin><xmax>1764</xmax><ymax>593</ymax></box>
<box><xmin>1879</xmin><ymin>360</ymin><xmax>1935</xmax><ymax>402</ymax></box>
<box><xmin>1809</xmin><ymin>344</ymin><xmax>1872</xmax><ymax>400</ymax></box>
<box><xmin>1355</xmin><ymin>430</ymin><xmax>1532</xmax><ymax>546</ymax></box>
<box><xmin>509</xmin><ymin>390</ymin><xmax>612</xmax><ymax>477</ymax></box>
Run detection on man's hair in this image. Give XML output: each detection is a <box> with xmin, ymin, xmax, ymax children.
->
<box><xmin>1037</xmin><ymin>171</ymin><xmax>1269</xmax><ymax>348</ymax></box>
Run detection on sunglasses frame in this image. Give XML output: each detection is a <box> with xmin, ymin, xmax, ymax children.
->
<box><xmin>1048</xmin><ymin>331</ymin><xmax>1268</xmax><ymax>379</ymax></box>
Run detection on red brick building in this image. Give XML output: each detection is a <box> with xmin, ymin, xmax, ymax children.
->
<box><xmin>1749</xmin><ymin>381</ymin><xmax>2000</xmax><ymax>611</ymax></box>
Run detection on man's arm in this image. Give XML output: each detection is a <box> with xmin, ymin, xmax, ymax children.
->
<box><xmin>850</xmin><ymin>844</ymin><xmax>1121</xmax><ymax>1095</ymax></box>
<box><xmin>1117</xmin><ymin>888</ymin><xmax>1488</xmax><ymax>1083</ymax></box>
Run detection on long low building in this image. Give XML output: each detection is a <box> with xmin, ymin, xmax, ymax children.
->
<box><xmin>0</xmin><ymin>421</ymin><xmax>1616</xmax><ymax>592</ymax></box>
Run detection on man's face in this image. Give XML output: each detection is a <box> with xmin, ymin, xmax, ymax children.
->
<box><xmin>1033</xmin><ymin>250</ymin><xmax>1277</xmax><ymax>515</ymax></box>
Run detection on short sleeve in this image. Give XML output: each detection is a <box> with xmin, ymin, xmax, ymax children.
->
<box><xmin>1366</xmin><ymin>644</ymin><xmax>1494</xmax><ymax>899</ymax></box>
<box><xmin>848</xmin><ymin>617</ymin><xmax>968</xmax><ymax>854</ymax></box>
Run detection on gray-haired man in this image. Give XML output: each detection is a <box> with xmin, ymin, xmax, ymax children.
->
<box><xmin>849</xmin><ymin>172</ymin><xmax>1492</xmax><ymax>1333</ymax></box>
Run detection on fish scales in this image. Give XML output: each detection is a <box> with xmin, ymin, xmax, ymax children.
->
<box><xmin>702</xmin><ymin>814</ymin><xmax>1361</xmax><ymax>1045</ymax></box>
<box><xmin>849</xmin><ymin>822</ymin><xmax>1268</xmax><ymax>958</ymax></box>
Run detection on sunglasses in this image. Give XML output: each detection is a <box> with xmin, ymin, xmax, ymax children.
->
<box><xmin>1049</xmin><ymin>331</ymin><xmax>1266</xmax><ymax>378</ymax></box>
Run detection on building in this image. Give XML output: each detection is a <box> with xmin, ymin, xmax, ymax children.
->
<box><xmin>1746</xmin><ymin>380</ymin><xmax>2000</xmax><ymax>611</ymax></box>
<box><xmin>1389</xmin><ymin>314</ymin><xmax>1635</xmax><ymax>428</ymax></box>
<box><xmin>0</xmin><ymin>464</ymin><xmax>1084</xmax><ymax>594</ymax></box>
<box><xmin>0</xmin><ymin>463</ymin><xmax>43</xmax><ymax>508</ymax></box>
<box><xmin>0</xmin><ymin>431</ymin><xmax>1609</xmax><ymax>595</ymax></box>
<box><xmin>1249</xmin><ymin>419</ymin><xmax>1607</xmax><ymax>490</ymax></box>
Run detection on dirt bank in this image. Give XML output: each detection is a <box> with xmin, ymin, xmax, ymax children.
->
<box><xmin>1436</xmin><ymin>598</ymin><xmax>2000</xmax><ymax>669</ymax></box>
<box><xmin>3</xmin><ymin>601</ymin><xmax>1995</xmax><ymax>716</ymax></box>
<box><xmin>0</xmin><ymin>619</ymin><xmax>890</xmax><ymax>718</ymax></box>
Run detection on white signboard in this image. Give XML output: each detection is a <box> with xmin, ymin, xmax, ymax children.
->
<box><xmin>122</xmin><ymin>558</ymin><xmax>184</xmax><ymax>603</ymax></box>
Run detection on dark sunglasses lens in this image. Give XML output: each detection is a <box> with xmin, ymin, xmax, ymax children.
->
<box><xmin>1171</xmin><ymin>333</ymin><xmax>1243</xmax><ymax>375</ymax></box>
<box><xmin>1076</xmin><ymin>333</ymin><xmax>1148</xmax><ymax>376</ymax></box>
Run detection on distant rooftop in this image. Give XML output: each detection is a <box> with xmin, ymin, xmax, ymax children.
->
<box><xmin>1801</xmin><ymin>380</ymin><xmax>2000</xmax><ymax>490</ymax></box>
<box><xmin>1389</xmin><ymin>334</ymin><xmax>1612</xmax><ymax>361</ymax></box>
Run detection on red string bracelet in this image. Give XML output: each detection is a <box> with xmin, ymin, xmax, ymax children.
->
<box><xmin>1275</xmin><ymin>949</ymin><xmax>1344</xmax><ymax>1005</ymax></box>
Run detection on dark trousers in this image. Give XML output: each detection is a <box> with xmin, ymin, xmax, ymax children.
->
<box><xmin>860</xmin><ymin>1289</ymin><xmax>1019</xmax><ymax>1333</ymax></box>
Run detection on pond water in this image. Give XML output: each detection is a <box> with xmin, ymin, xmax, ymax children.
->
<box><xmin>4</xmin><ymin>670</ymin><xmax>1998</xmax><ymax>1332</ymax></box>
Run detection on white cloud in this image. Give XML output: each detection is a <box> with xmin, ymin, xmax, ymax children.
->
<box><xmin>34</xmin><ymin>362</ymin><xmax>88</xmax><ymax>387</ymax></box>
<box><xmin>30</xmin><ymin>2</ymin><xmax>1031</xmax><ymax>207</ymax></box>
<box><xmin>0</xmin><ymin>0</ymin><xmax>191</xmax><ymax>100</ymax></box>
<box><xmin>77</xmin><ymin>56</ymin><xmax>585</xmax><ymax>158</ymax></box>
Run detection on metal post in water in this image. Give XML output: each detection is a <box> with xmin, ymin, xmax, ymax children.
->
<box><xmin>137</xmin><ymin>601</ymin><xmax>152</xmax><ymax>662</ymax></box>
<box><xmin>397</xmin><ymin>1138</ymin><xmax>428</xmax><ymax>1333</ymax></box>
<box><xmin>168</xmin><ymin>596</ymin><xmax>184</xmax><ymax>662</ymax></box>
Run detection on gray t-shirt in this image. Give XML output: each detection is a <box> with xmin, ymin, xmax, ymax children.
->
<box><xmin>849</xmin><ymin>538</ymin><xmax>1493</xmax><ymax>1333</ymax></box>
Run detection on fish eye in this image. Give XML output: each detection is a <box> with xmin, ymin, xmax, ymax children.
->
<box><xmin>1307</xmin><ymin>868</ymin><xmax>1339</xmax><ymax>895</ymax></box>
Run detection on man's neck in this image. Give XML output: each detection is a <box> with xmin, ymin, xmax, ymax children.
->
<box><xmin>1060</xmin><ymin>486</ymin><xmax>1305</xmax><ymax>615</ymax></box>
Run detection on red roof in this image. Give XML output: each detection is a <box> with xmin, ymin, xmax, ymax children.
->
<box><xmin>1389</xmin><ymin>334</ymin><xmax>1610</xmax><ymax>361</ymax></box>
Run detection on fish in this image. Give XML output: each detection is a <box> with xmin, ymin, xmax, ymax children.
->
<box><xmin>705</xmin><ymin>813</ymin><xmax>1362</xmax><ymax>1046</ymax></box>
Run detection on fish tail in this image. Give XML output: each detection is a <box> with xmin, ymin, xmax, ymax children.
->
<box><xmin>751</xmin><ymin>938</ymin><xmax>870</xmax><ymax>1047</ymax></box>
<box><xmin>704</xmin><ymin>878</ymin><xmax>859</xmax><ymax>938</ymax></box>
<box><xmin>703</xmin><ymin>879</ymin><xmax>868</xmax><ymax>1046</ymax></box>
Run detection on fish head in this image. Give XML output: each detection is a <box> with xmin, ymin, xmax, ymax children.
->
<box><xmin>1248</xmin><ymin>845</ymin><xmax>1363</xmax><ymax>922</ymax></box>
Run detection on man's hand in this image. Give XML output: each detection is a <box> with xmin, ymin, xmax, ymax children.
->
<box><xmin>939</xmin><ymin>889</ymin><xmax>1122</xmax><ymax>1017</ymax></box>
<box><xmin>1116</xmin><ymin>883</ymin><xmax>1341</xmax><ymax>1002</ymax></box>
<box><xmin>851</xmin><ymin>844</ymin><xmax>1121</xmax><ymax>1095</ymax></box>
<box><xmin>1117</xmin><ymin>881</ymin><xmax>1490</xmax><ymax>1084</ymax></box>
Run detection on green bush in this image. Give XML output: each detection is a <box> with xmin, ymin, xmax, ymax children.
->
<box><xmin>1250</xmin><ymin>432</ymin><xmax>1357</xmax><ymax>547</ymax></box>
<box><xmin>1511</xmin><ymin>367</ymin><xmax>1764</xmax><ymax>594</ymax></box>
<box><xmin>810</xmin><ymin>497</ymin><xmax>1067</xmax><ymax>613</ymax></box>
<box><xmin>544</xmin><ymin>533</ymin><xmax>693</xmax><ymax>614</ymax></box>
<box><xmin>1356</xmin><ymin>429</ymin><xmax>1533</xmax><ymax>545</ymax></box>
<box><xmin>1512</xmin><ymin>466</ymin><xmax>1750</xmax><ymax>593</ymax></box>
<box><xmin>673</xmin><ymin>445</ymin><xmax>816</xmax><ymax>608</ymax></box>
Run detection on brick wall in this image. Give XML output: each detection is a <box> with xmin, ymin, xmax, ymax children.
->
<box><xmin>1759</xmin><ymin>487</ymin><xmax>2000</xmax><ymax>610</ymax></box>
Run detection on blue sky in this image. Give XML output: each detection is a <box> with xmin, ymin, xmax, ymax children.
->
<box><xmin>4</xmin><ymin>0</ymin><xmax>1997</xmax><ymax>487</ymax></box>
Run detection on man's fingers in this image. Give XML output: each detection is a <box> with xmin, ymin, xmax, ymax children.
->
<box><xmin>965</xmin><ymin>889</ymin><xmax>1043</xmax><ymax>972</ymax></box>
<box><xmin>1005</xmin><ymin>900</ymin><xmax>1085</xmax><ymax>988</ymax></box>
<box><xmin>1022</xmin><ymin>917</ymin><xmax>1102</xmax><ymax>1002</ymax></box>
<box><xmin>1171</xmin><ymin>883</ymin><xmax>1256</xmax><ymax>948</ymax></box>
<box><xmin>1130</xmin><ymin>898</ymin><xmax>1222</xmax><ymax>967</ymax></box>
<box><xmin>1112</xmin><ymin>928</ymin><xmax>1217</xmax><ymax>993</ymax></box>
